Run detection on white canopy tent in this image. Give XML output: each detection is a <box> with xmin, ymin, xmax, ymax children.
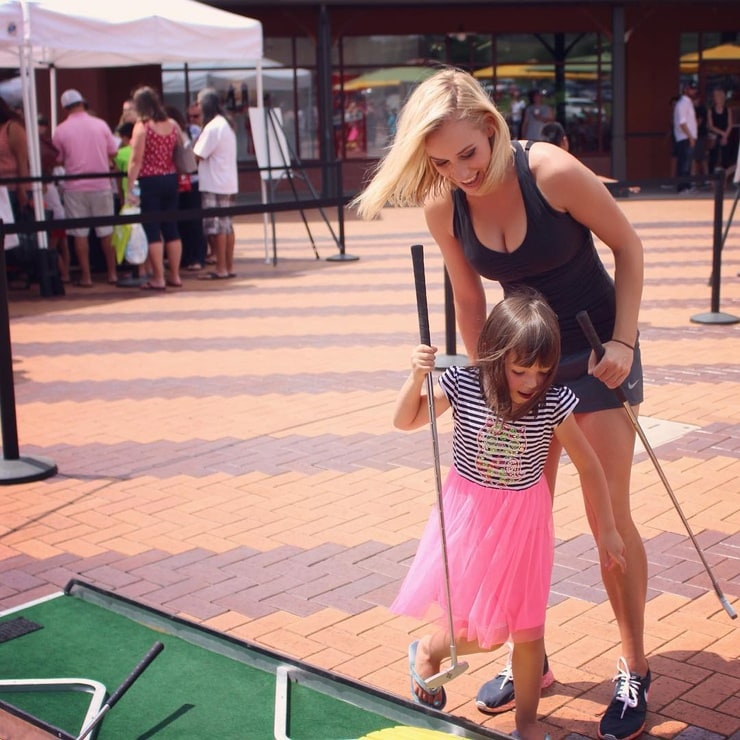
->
<box><xmin>0</xmin><ymin>0</ymin><xmax>264</xmax><ymax>227</ymax></box>
<box><xmin>162</xmin><ymin>59</ymin><xmax>312</xmax><ymax>97</ymax></box>
<box><xmin>0</xmin><ymin>0</ymin><xmax>263</xmax><ymax>67</ymax></box>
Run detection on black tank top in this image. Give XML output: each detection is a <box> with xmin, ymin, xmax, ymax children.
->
<box><xmin>452</xmin><ymin>140</ymin><xmax>616</xmax><ymax>355</ymax></box>
<box><xmin>711</xmin><ymin>106</ymin><xmax>728</xmax><ymax>132</ymax></box>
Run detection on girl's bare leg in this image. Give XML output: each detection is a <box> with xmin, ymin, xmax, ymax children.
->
<box><xmin>412</xmin><ymin>632</ymin><xmax>490</xmax><ymax>704</ymax></box>
<box><xmin>512</xmin><ymin>638</ymin><xmax>547</xmax><ymax>739</ymax></box>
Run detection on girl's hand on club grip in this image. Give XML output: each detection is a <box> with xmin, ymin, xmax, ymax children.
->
<box><xmin>411</xmin><ymin>344</ymin><xmax>437</xmax><ymax>380</ymax></box>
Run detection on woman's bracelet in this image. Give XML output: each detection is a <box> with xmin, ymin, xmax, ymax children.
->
<box><xmin>611</xmin><ymin>338</ymin><xmax>635</xmax><ymax>351</ymax></box>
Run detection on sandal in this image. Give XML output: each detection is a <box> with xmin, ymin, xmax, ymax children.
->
<box><xmin>408</xmin><ymin>641</ymin><xmax>446</xmax><ymax>711</ymax></box>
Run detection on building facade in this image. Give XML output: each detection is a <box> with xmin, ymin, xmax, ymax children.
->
<box><xmin>33</xmin><ymin>1</ymin><xmax>740</xmax><ymax>192</ymax></box>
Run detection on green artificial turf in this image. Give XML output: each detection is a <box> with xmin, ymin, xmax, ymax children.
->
<box><xmin>0</xmin><ymin>595</ymin><xmax>396</xmax><ymax>739</ymax></box>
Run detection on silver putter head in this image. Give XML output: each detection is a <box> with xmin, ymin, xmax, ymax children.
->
<box><xmin>423</xmin><ymin>660</ymin><xmax>469</xmax><ymax>690</ymax></box>
<box><xmin>720</xmin><ymin>596</ymin><xmax>738</xmax><ymax>619</ymax></box>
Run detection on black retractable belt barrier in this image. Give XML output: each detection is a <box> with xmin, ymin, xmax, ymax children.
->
<box><xmin>691</xmin><ymin>168</ymin><xmax>739</xmax><ymax>325</ymax></box>
<box><xmin>0</xmin><ymin>221</ymin><xmax>57</xmax><ymax>483</ymax></box>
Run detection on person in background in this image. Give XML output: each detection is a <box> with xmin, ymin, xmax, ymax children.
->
<box><xmin>707</xmin><ymin>87</ymin><xmax>734</xmax><ymax>176</ymax></box>
<box><xmin>187</xmin><ymin>100</ymin><xmax>203</xmax><ymax>141</ymax></box>
<box><xmin>0</xmin><ymin>95</ymin><xmax>30</xmax><ymax>221</ymax></box>
<box><xmin>668</xmin><ymin>95</ymin><xmax>679</xmax><ymax>177</ymax></box>
<box><xmin>127</xmin><ymin>86</ymin><xmax>184</xmax><ymax>290</ymax></box>
<box><xmin>538</xmin><ymin>120</ymin><xmax>568</xmax><ymax>149</ymax></box>
<box><xmin>520</xmin><ymin>89</ymin><xmax>554</xmax><ymax>142</ymax></box>
<box><xmin>353</xmin><ymin>68</ymin><xmax>648</xmax><ymax>740</ymax></box>
<box><xmin>673</xmin><ymin>80</ymin><xmax>698</xmax><ymax>193</ymax></box>
<box><xmin>52</xmin><ymin>88</ymin><xmax>119</xmax><ymax>287</ymax></box>
<box><xmin>507</xmin><ymin>86</ymin><xmax>527</xmax><ymax>139</ymax></box>
<box><xmin>166</xmin><ymin>105</ymin><xmax>207</xmax><ymax>273</ymax></box>
<box><xmin>540</xmin><ymin>122</ymin><xmax>640</xmax><ymax>194</ymax></box>
<box><xmin>692</xmin><ymin>86</ymin><xmax>708</xmax><ymax>185</ymax></box>
<box><xmin>38</xmin><ymin>114</ymin><xmax>69</xmax><ymax>282</ymax></box>
<box><xmin>119</xmin><ymin>98</ymin><xmax>138</xmax><ymax>127</ymax></box>
<box><xmin>194</xmin><ymin>88</ymin><xmax>238</xmax><ymax>280</ymax></box>
<box><xmin>113</xmin><ymin>121</ymin><xmax>133</xmax><ymax>207</ymax></box>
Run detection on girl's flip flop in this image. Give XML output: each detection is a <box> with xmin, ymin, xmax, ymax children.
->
<box><xmin>408</xmin><ymin>641</ymin><xmax>446</xmax><ymax>711</ymax></box>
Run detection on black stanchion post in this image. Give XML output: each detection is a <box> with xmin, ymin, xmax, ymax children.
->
<box><xmin>326</xmin><ymin>159</ymin><xmax>358</xmax><ymax>262</ymax></box>
<box><xmin>434</xmin><ymin>267</ymin><xmax>468</xmax><ymax>369</ymax></box>
<box><xmin>691</xmin><ymin>168</ymin><xmax>739</xmax><ymax>325</ymax></box>
<box><xmin>0</xmin><ymin>221</ymin><xmax>57</xmax><ymax>483</ymax></box>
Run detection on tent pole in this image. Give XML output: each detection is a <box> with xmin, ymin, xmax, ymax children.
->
<box><xmin>49</xmin><ymin>64</ymin><xmax>57</xmax><ymax>129</ymax></box>
<box><xmin>20</xmin><ymin>0</ymin><xmax>46</xmax><ymax>244</ymax></box>
<box><xmin>257</xmin><ymin>60</ymin><xmax>272</xmax><ymax>264</ymax></box>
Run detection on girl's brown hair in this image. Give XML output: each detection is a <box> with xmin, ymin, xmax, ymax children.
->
<box><xmin>476</xmin><ymin>289</ymin><xmax>561</xmax><ymax>421</ymax></box>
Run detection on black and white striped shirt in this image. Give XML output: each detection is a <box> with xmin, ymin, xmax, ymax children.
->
<box><xmin>439</xmin><ymin>365</ymin><xmax>579</xmax><ymax>490</ymax></box>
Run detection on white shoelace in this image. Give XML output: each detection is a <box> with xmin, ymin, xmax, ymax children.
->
<box><xmin>611</xmin><ymin>657</ymin><xmax>640</xmax><ymax>718</ymax></box>
<box><xmin>497</xmin><ymin>651</ymin><xmax>514</xmax><ymax>688</ymax></box>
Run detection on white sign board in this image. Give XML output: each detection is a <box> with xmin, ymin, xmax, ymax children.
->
<box><xmin>248</xmin><ymin>107</ymin><xmax>292</xmax><ymax>182</ymax></box>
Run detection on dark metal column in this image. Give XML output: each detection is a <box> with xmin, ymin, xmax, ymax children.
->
<box><xmin>317</xmin><ymin>5</ymin><xmax>337</xmax><ymax>199</ymax></box>
<box><xmin>611</xmin><ymin>5</ymin><xmax>627</xmax><ymax>181</ymax></box>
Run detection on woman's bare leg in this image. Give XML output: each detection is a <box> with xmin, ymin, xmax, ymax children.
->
<box><xmin>576</xmin><ymin>406</ymin><xmax>648</xmax><ymax>675</ymax></box>
<box><xmin>165</xmin><ymin>238</ymin><xmax>183</xmax><ymax>285</ymax></box>
<box><xmin>146</xmin><ymin>241</ymin><xmax>165</xmax><ymax>286</ymax></box>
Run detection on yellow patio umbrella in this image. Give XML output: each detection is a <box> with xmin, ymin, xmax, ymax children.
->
<box><xmin>680</xmin><ymin>42</ymin><xmax>740</xmax><ymax>73</ymax></box>
<box><xmin>340</xmin><ymin>66</ymin><xmax>438</xmax><ymax>92</ymax></box>
<box><xmin>474</xmin><ymin>61</ymin><xmax>607</xmax><ymax>81</ymax></box>
<box><xmin>474</xmin><ymin>63</ymin><xmax>553</xmax><ymax>79</ymax></box>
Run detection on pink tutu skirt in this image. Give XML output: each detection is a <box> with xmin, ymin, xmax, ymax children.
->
<box><xmin>391</xmin><ymin>466</ymin><xmax>553</xmax><ymax>647</ymax></box>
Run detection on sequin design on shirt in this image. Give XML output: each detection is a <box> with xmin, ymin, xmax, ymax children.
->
<box><xmin>476</xmin><ymin>415</ymin><xmax>527</xmax><ymax>486</ymax></box>
<box><xmin>438</xmin><ymin>365</ymin><xmax>578</xmax><ymax>491</ymax></box>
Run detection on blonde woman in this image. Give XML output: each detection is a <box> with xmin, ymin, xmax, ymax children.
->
<box><xmin>354</xmin><ymin>67</ymin><xmax>647</xmax><ymax>740</ymax></box>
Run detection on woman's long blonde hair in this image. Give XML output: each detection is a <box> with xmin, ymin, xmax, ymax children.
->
<box><xmin>352</xmin><ymin>67</ymin><xmax>511</xmax><ymax>220</ymax></box>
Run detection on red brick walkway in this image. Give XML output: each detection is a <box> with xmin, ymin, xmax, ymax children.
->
<box><xmin>1</xmin><ymin>194</ymin><xmax>739</xmax><ymax>739</ymax></box>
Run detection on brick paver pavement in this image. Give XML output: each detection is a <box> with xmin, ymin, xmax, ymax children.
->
<box><xmin>1</xmin><ymin>193</ymin><xmax>739</xmax><ymax>739</ymax></box>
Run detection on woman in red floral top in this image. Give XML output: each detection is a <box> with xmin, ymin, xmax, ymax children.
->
<box><xmin>127</xmin><ymin>86</ymin><xmax>184</xmax><ymax>290</ymax></box>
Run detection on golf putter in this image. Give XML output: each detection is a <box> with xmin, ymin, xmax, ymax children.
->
<box><xmin>76</xmin><ymin>641</ymin><xmax>165</xmax><ymax>740</ymax></box>
<box><xmin>410</xmin><ymin>244</ymin><xmax>469</xmax><ymax>689</ymax></box>
<box><xmin>576</xmin><ymin>311</ymin><xmax>737</xmax><ymax>620</ymax></box>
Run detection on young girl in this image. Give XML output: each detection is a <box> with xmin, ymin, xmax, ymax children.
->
<box><xmin>393</xmin><ymin>290</ymin><xmax>626</xmax><ymax>740</ymax></box>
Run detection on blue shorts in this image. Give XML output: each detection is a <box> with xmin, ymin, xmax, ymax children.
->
<box><xmin>554</xmin><ymin>337</ymin><xmax>643</xmax><ymax>413</ymax></box>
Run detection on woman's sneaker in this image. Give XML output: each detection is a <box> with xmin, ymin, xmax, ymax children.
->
<box><xmin>598</xmin><ymin>657</ymin><xmax>650</xmax><ymax>740</ymax></box>
<box><xmin>475</xmin><ymin>652</ymin><xmax>554</xmax><ymax>714</ymax></box>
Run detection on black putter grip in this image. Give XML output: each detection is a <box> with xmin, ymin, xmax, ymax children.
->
<box><xmin>575</xmin><ymin>311</ymin><xmax>605</xmax><ymax>361</ymax></box>
<box><xmin>576</xmin><ymin>311</ymin><xmax>628</xmax><ymax>404</ymax></box>
<box><xmin>106</xmin><ymin>641</ymin><xmax>164</xmax><ymax>710</ymax></box>
<box><xmin>411</xmin><ymin>244</ymin><xmax>431</xmax><ymax>345</ymax></box>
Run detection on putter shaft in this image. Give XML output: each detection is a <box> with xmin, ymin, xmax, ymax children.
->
<box><xmin>576</xmin><ymin>311</ymin><xmax>737</xmax><ymax>620</ymax></box>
